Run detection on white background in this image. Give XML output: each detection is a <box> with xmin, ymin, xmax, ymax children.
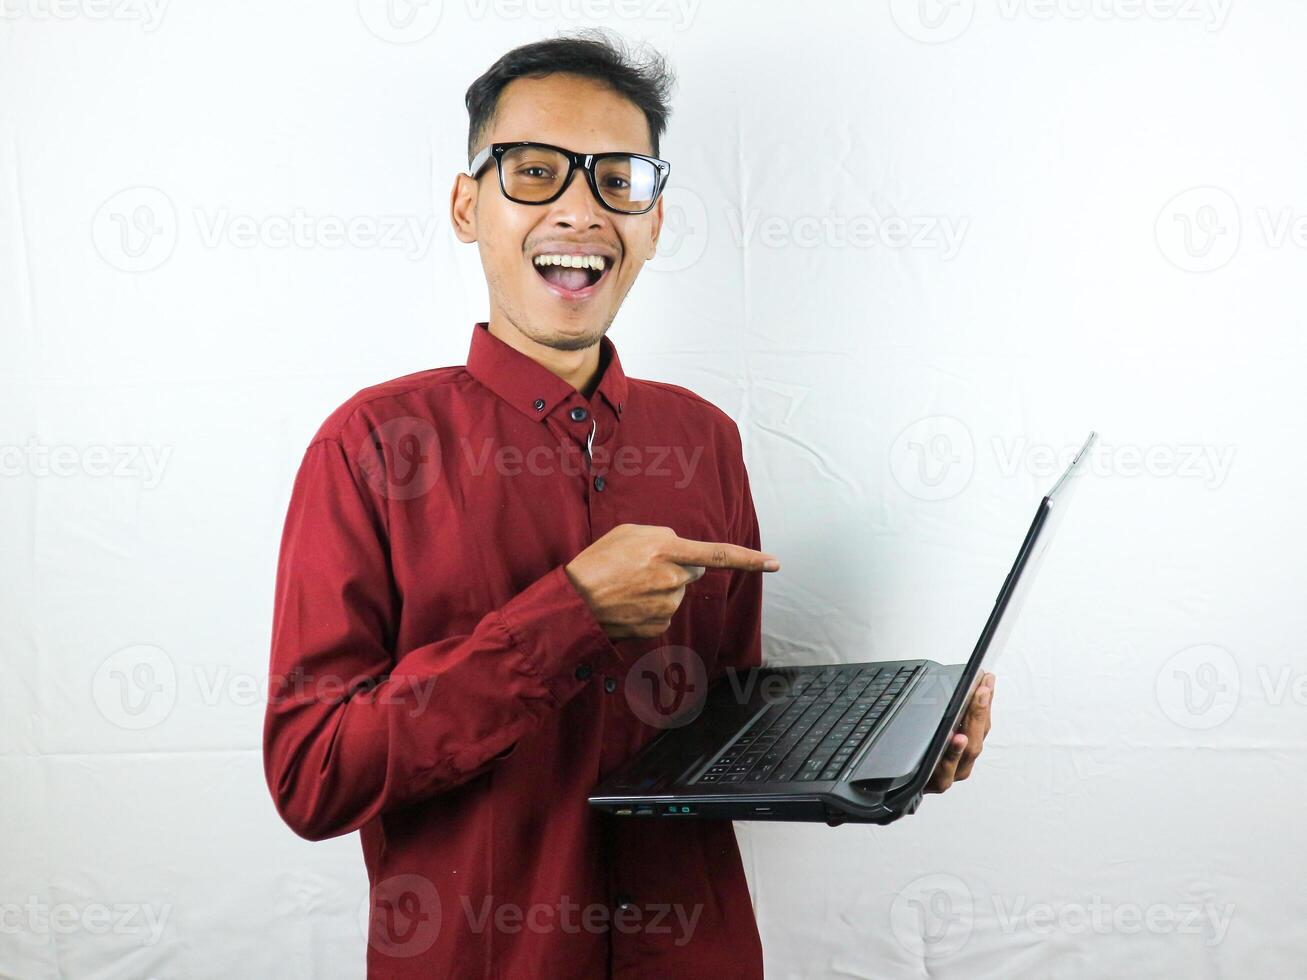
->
<box><xmin>3</xmin><ymin>1</ymin><xmax>1305</xmax><ymax>977</ymax></box>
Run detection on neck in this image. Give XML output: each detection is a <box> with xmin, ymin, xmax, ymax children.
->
<box><xmin>488</xmin><ymin>316</ymin><xmax>604</xmax><ymax>396</ymax></box>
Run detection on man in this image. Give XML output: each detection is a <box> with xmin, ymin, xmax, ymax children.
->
<box><xmin>263</xmin><ymin>31</ymin><xmax>995</xmax><ymax>979</ymax></box>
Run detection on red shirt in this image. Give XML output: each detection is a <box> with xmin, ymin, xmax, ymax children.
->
<box><xmin>263</xmin><ymin>322</ymin><xmax>766</xmax><ymax>979</ymax></box>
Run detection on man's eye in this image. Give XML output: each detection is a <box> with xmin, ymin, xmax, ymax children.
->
<box><xmin>602</xmin><ymin>175</ymin><xmax>630</xmax><ymax>190</ymax></box>
<box><xmin>518</xmin><ymin>166</ymin><xmax>555</xmax><ymax>180</ymax></box>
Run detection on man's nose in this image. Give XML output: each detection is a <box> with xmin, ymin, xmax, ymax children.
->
<box><xmin>548</xmin><ymin>169</ymin><xmax>606</xmax><ymax>228</ymax></box>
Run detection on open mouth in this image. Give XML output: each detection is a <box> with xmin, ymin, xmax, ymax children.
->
<box><xmin>532</xmin><ymin>253</ymin><xmax>611</xmax><ymax>300</ymax></box>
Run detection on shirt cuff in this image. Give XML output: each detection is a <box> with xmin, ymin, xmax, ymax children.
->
<box><xmin>498</xmin><ymin>564</ymin><xmax>621</xmax><ymax>705</ymax></box>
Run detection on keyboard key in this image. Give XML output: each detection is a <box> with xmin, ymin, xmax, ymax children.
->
<box><xmin>771</xmin><ymin>759</ymin><xmax>805</xmax><ymax>781</ymax></box>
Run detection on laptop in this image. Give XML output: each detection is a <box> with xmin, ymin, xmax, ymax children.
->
<box><xmin>589</xmin><ymin>431</ymin><xmax>1097</xmax><ymax>826</ymax></box>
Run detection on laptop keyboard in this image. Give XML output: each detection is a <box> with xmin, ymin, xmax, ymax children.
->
<box><xmin>693</xmin><ymin>664</ymin><xmax>921</xmax><ymax>785</ymax></box>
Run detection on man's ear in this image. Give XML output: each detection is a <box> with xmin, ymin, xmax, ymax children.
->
<box><xmin>450</xmin><ymin>174</ymin><xmax>478</xmax><ymax>244</ymax></box>
<box><xmin>645</xmin><ymin>195</ymin><xmax>664</xmax><ymax>260</ymax></box>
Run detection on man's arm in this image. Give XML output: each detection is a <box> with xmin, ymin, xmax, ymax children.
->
<box><xmin>262</xmin><ymin>438</ymin><xmax>616</xmax><ymax>842</ymax></box>
<box><xmin>263</xmin><ymin>437</ymin><xmax>779</xmax><ymax>842</ymax></box>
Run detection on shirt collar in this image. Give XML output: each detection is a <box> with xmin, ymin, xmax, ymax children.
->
<box><xmin>466</xmin><ymin>321</ymin><xmax>628</xmax><ymax>422</ymax></box>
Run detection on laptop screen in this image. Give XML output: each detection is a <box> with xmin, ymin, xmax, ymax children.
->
<box><xmin>894</xmin><ymin>431</ymin><xmax>1097</xmax><ymax>798</ymax></box>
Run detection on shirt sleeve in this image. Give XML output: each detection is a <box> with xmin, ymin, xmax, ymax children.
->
<box><xmin>715</xmin><ymin>426</ymin><xmax>764</xmax><ymax>673</ymax></box>
<box><xmin>262</xmin><ymin>437</ymin><xmax>618</xmax><ymax>842</ymax></box>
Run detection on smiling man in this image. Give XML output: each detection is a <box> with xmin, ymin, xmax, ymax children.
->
<box><xmin>263</xmin><ymin>31</ymin><xmax>994</xmax><ymax>980</ymax></box>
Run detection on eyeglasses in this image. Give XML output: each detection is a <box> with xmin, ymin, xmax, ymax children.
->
<box><xmin>468</xmin><ymin>141</ymin><xmax>671</xmax><ymax>215</ymax></box>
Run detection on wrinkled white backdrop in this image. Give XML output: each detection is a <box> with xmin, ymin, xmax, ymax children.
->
<box><xmin>4</xmin><ymin>2</ymin><xmax>1304</xmax><ymax>978</ymax></box>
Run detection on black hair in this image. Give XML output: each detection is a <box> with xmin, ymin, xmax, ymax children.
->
<box><xmin>464</xmin><ymin>29</ymin><xmax>675</xmax><ymax>164</ymax></box>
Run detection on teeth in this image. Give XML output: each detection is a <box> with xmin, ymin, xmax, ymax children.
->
<box><xmin>534</xmin><ymin>254</ymin><xmax>606</xmax><ymax>272</ymax></box>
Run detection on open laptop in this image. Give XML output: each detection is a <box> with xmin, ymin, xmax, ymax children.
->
<box><xmin>589</xmin><ymin>431</ymin><xmax>1097</xmax><ymax>826</ymax></box>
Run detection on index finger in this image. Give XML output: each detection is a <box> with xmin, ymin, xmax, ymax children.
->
<box><xmin>664</xmin><ymin>537</ymin><xmax>780</xmax><ymax>572</ymax></box>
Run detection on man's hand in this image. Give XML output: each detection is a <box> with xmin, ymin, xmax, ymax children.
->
<box><xmin>564</xmin><ymin>524</ymin><xmax>780</xmax><ymax>640</ymax></box>
<box><xmin>925</xmin><ymin>671</ymin><xmax>995</xmax><ymax>794</ymax></box>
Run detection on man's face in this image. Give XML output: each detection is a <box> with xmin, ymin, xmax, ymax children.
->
<box><xmin>451</xmin><ymin>73</ymin><xmax>664</xmax><ymax>352</ymax></box>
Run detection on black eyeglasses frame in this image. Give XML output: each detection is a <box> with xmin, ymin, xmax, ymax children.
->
<box><xmin>468</xmin><ymin>140</ymin><xmax>671</xmax><ymax>216</ymax></box>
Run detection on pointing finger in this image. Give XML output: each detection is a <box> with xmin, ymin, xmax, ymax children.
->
<box><xmin>665</xmin><ymin>537</ymin><xmax>780</xmax><ymax>572</ymax></box>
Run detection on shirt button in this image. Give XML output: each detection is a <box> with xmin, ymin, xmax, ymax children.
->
<box><xmin>575</xmin><ymin>663</ymin><xmax>593</xmax><ymax>681</ymax></box>
<box><xmin>603</xmin><ymin>677</ymin><xmax>617</xmax><ymax>693</ymax></box>
<box><xmin>615</xmin><ymin>893</ymin><xmax>635</xmax><ymax>911</ymax></box>
<box><xmin>593</xmin><ymin>475</ymin><xmax>606</xmax><ymax>492</ymax></box>
<box><xmin>570</xmin><ymin>406</ymin><xmax>589</xmax><ymax>422</ymax></box>
<box><xmin>533</xmin><ymin>398</ymin><xmax>545</xmax><ymax>412</ymax></box>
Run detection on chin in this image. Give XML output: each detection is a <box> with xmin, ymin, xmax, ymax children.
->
<box><xmin>529</xmin><ymin>314</ymin><xmax>609</xmax><ymax>352</ymax></box>
<box><xmin>548</xmin><ymin>325</ymin><xmax>607</xmax><ymax>352</ymax></box>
